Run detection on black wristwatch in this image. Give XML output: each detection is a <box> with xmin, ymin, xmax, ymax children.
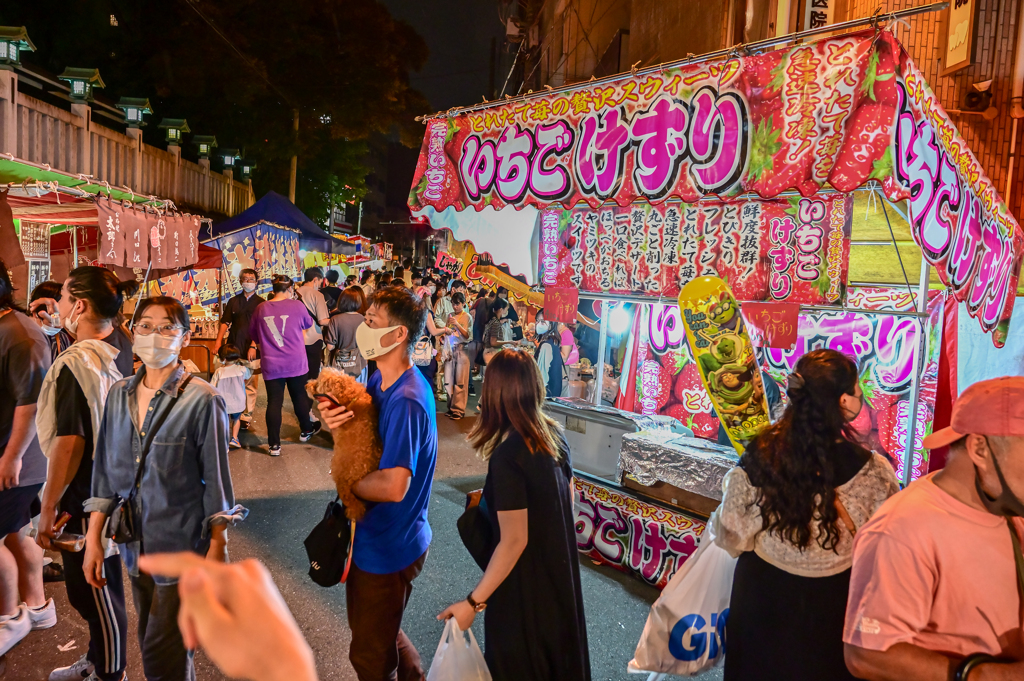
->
<box><xmin>955</xmin><ymin>653</ymin><xmax>997</xmax><ymax>681</ymax></box>
<box><xmin>467</xmin><ymin>593</ymin><xmax>487</xmax><ymax>613</ymax></box>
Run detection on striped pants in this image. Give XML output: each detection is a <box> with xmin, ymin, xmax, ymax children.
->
<box><xmin>61</xmin><ymin>519</ymin><xmax>127</xmax><ymax>681</ymax></box>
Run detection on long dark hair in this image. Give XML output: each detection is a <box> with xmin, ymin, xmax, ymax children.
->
<box><xmin>0</xmin><ymin>259</ymin><xmax>24</xmax><ymax>312</ymax></box>
<box><xmin>469</xmin><ymin>349</ymin><xmax>562</xmax><ymax>459</ymax></box>
<box><xmin>740</xmin><ymin>349</ymin><xmax>860</xmax><ymax>551</ymax></box>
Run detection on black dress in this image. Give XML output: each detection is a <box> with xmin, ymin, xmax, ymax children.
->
<box><xmin>724</xmin><ymin>440</ymin><xmax>870</xmax><ymax>681</ymax></box>
<box><xmin>482</xmin><ymin>431</ymin><xmax>591</xmax><ymax>681</ymax></box>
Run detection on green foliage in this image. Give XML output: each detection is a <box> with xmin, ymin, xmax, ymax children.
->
<box><xmin>1</xmin><ymin>0</ymin><xmax>429</xmax><ymax>222</ymax></box>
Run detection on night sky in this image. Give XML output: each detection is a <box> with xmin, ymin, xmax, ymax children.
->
<box><xmin>380</xmin><ymin>0</ymin><xmax>508</xmax><ymax>112</ymax></box>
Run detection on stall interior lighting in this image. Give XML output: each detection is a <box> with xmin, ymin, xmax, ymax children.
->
<box><xmin>609</xmin><ymin>303</ymin><xmax>632</xmax><ymax>335</ymax></box>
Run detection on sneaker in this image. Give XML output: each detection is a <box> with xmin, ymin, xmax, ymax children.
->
<box><xmin>269</xmin><ymin>445</ymin><xmax>282</xmax><ymax>457</ymax></box>
<box><xmin>25</xmin><ymin>598</ymin><xmax>56</xmax><ymax>630</ymax></box>
<box><xmin>229</xmin><ymin>437</ymin><xmax>241</xmax><ymax>449</ymax></box>
<box><xmin>449</xmin><ymin>413</ymin><xmax>463</xmax><ymax>421</ymax></box>
<box><xmin>0</xmin><ymin>605</ymin><xmax>31</xmax><ymax>656</ymax></box>
<box><xmin>49</xmin><ymin>654</ymin><xmax>94</xmax><ymax>681</ymax></box>
<box><xmin>85</xmin><ymin>673</ymin><xmax>127</xmax><ymax>681</ymax></box>
<box><xmin>299</xmin><ymin>422</ymin><xmax>323</xmax><ymax>442</ymax></box>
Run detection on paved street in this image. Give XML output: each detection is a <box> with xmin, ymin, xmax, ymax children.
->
<box><xmin>3</xmin><ymin>379</ymin><xmax>721</xmax><ymax>681</ymax></box>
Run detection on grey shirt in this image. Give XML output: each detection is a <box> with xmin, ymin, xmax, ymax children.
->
<box><xmin>88</xmin><ymin>363</ymin><xmax>246</xmax><ymax>583</ymax></box>
<box><xmin>296</xmin><ymin>285</ymin><xmax>330</xmax><ymax>346</ymax></box>
<box><xmin>0</xmin><ymin>310</ymin><xmax>50</xmax><ymax>487</ymax></box>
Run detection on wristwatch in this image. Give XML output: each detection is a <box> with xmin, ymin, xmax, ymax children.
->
<box><xmin>466</xmin><ymin>593</ymin><xmax>487</xmax><ymax>613</ymax></box>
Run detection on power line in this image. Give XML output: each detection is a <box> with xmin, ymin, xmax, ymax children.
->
<box><xmin>180</xmin><ymin>0</ymin><xmax>295</xmax><ymax>106</ymax></box>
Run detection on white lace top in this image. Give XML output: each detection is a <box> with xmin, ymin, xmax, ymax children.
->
<box><xmin>711</xmin><ymin>451</ymin><xmax>900</xmax><ymax>577</ymax></box>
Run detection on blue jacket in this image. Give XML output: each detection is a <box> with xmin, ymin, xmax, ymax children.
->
<box><xmin>87</xmin><ymin>363</ymin><xmax>247</xmax><ymax>584</ymax></box>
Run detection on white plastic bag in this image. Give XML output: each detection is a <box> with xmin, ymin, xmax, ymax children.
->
<box><xmin>628</xmin><ymin>526</ymin><xmax>738</xmax><ymax>676</ymax></box>
<box><xmin>426</xmin><ymin>618</ymin><xmax>492</xmax><ymax>681</ymax></box>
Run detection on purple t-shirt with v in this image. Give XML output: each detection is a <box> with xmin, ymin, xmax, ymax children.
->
<box><xmin>249</xmin><ymin>299</ymin><xmax>312</xmax><ymax>380</ymax></box>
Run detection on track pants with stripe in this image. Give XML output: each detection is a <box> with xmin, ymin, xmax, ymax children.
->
<box><xmin>62</xmin><ymin>519</ymin><xmax>127</xmax><ymax>681</ymax></box>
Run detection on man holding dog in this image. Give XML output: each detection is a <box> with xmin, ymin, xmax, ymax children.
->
<box><xmin>320</xmin><ymin>286</ymin><xmax>437</xmax><ymax>681</ymax></box>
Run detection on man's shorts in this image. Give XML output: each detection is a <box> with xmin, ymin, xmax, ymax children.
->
<box><xmin>0</xmin><ymin>484</ymin><xmax>42</xmax><ymax>536</ymax></box>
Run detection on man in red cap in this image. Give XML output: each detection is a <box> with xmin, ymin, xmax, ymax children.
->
<box><xmin>844</xmin><ymin>376</ymin><xmax>1024</xmax><ymax>681</ymax></box>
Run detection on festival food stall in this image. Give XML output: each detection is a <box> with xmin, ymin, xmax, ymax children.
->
<box><xmin>406</xmin><ymin>21</ymin><xmax>1023</xmax><ymax>587</ymax></box>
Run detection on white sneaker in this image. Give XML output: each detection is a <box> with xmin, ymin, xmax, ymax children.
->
<box><xmin>25</xmin><ymin>598</ymin><xmax>57</xmax><ymax>629</ymax></box>
<box><xmin>84</xmin><ymin>671</ymin><xmax>127</xmax><ymax>681</ymax></box>
<box><xmin>0</xmin><ymin>604</ymin><xmax>31</xmax><ymax>656</ymax></box>
<box><xmin>49</xmin><ymin>654</ymin><xmax>94</xmax><ymax>681</ymax></box>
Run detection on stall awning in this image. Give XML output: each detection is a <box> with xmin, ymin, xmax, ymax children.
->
<box><xmin>408</xmin><ymin>29</ymin><xmax>1022</xmax><ymax>346</ymax></box>
<box><xmin>209</xmin><ymin>191</ymin><xmax>356</xmax><ymax>256</ymax></box>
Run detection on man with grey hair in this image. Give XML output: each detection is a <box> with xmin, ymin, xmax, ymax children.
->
<box><xmin>844</xmin><ymin>376</ymin><xmax>1024</xmax><ymax>681</ymax></box>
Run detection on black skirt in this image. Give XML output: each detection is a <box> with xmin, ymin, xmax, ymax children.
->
<box><xmin>725</xmin><ymin>552</ymin><xmax>857</xmax><ymax>681</ymax></box>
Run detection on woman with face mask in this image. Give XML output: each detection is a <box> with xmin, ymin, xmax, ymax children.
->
<box><xmin>34</xmin><ymin>266</ymin><xmax>138</xmax><ymax>681</ymax></box>
<box><xmin>84</xmin><ymin>296</ymin><xmax>246</xmax><ymax>681</ymax></box>
<box><xmin>711</xmin><ymin>349</ymin><xmax>900</xmax><ymax>681</ymax></box>
<box><xmin>248</xmin><ymin>275</ymin><xmax>318</xmax><ymax>456</ymax></box>
<box><xmin>532</xmin><ymin>311</ymin><xmax>567</xmax><ymax>399</ymax></box>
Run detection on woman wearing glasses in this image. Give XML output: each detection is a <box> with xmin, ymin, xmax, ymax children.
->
<box><xmin>35</xmin><ymin>266</ymin><xmax>138</xmax><ymax>681</ymax></box>
<box><xmin>83</xmin><ymin>296</ymin><xmax>246</xmax><ymax>681</ymax></box>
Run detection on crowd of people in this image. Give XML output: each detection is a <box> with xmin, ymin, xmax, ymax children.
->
<box><xmin>2</xmin><ymin>252</ymin><xmax>1023</xmax><ymax>681</ymax></box>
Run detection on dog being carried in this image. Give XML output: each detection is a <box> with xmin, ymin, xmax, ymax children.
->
<box><xmin>307</xmin><ymin>368</ymin><xmax>383</xmax><ymax>520</ymax></box>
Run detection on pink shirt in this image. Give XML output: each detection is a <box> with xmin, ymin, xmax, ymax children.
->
<box><xmin>560</xmin><ymin>328</ymin><xmax>579</xmax><ymax>365</ymax></box>
<box><xmin>844</xmin><ymin>474</ymin><xmax>1024</xmax><ymax>659</ymax></box>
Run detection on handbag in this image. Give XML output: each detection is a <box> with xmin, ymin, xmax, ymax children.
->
<box><xmin>330</xmin><ymin>347</ymin><xmax>362</xmax><ymax>377</ymax></box>
<box><xmin>304</xmin><ymin>496</ymin><xmax>356</xmax><ymax>587</ymax></box>
<box><xmin>107</xmin><ymin>374</ymin><xmax>193</xmax><ymax>544</ymax></box>
<box><xmin>457</xmin><ymin>489</ymin><xmax>494</xmax><ymax>571</ymax></box>
<box><xmin>412</xmin><ymin>337</ymin><xmax>434</xmax><ymax>366</ymax></box>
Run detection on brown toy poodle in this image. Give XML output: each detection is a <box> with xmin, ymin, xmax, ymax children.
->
<box><xmin>307</xmin><ymin>368</ymin><xmax>382</xmax><ymax>521</ymax></box>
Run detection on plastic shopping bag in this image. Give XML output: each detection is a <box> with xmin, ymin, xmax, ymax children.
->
<box><xmin>426</xmin><ymin>618</ymin><xmax>492</xmax><ymax>681</ymax></box>
<box><xmin>628</xmin><ymin>526</ymin><xmax>738</xmax><ymax>677</ymax></box>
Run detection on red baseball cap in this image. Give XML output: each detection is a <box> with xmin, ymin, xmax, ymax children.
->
<box><xmin>923</xmin><ymin>376</ymin><xmax>1024</xmax><ymax>449</ymax></box>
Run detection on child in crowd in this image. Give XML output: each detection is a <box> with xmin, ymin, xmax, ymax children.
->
<box><xmin>212</xmin><ymin>344</ymin><xmax>253</xmax><ymax>449</ymax></box>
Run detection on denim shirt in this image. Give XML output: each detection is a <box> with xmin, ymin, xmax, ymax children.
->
<box><xmin>87</xmin><ymin>363</ymin><xmax>247</xmax><ymax>584</ymax></box>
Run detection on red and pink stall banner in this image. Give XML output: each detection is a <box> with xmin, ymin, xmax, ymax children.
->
<box><xmin>538</xmin><ymin>194</ymin><xmax>851</xmax><ymax>303</ymax></box>
<box><xmin>410</xmin><ymin>30</ymin><xmax>1022</xmax><ymax>345</ymax></box>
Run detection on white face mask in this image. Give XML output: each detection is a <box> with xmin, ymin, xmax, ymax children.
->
<box><xmin>241</xmin><ymin>282</ymin><xmax>256</xmax><ymax>293</ymax></box>
<box><xmin>64</xmin><ymin>304</ymin><xmax>83</xmax><ymax>337</ymax></box>
<box><xmin>133</xmin><ymin>332</ymin><xmax>184</xmax><ymax>369</ymax></box>
<box><xmin>355</xmin><ymin>322</ymin><xmax>403</xmax><ymax>360</ymax></box>
<box><xmin>428</xmin><ymin>285</ymin><xmax>436</xmax><ymax>294</ymax></box>
<box><xmin>41</xmin><ymin>322</ymin><xmax>63</xmax><ymax>337</ymax></box>
<box><xmin>535</xmin><ymin>321</ymin><xmax>550</xmax><ymax>336</ymax></box>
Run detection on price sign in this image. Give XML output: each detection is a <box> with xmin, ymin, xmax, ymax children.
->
<box><xmin>544</xmin><ymin>286</ymin><xmax>579</xmax><ymax>323</ymax></box>
<box><xmin>742</xmin><ymin>302</ymin><xmax>800</xmax><ymax>349</ymax></box>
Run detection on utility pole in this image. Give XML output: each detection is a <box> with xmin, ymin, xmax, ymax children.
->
<box><xmin>289</xmin><ymin>108</ymin><xmax>299</xmax><ymax>203</ymax></box>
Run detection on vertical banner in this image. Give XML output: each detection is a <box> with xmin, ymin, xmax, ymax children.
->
<box><xmin>123</xmin><ymin>205</ymin><xmax>148</xmax><ymax>269</ymax></box>
<box><xmin>96</xmin><ymin>199</ymin><xmax>126</xmax><ymax>266</ymax></box>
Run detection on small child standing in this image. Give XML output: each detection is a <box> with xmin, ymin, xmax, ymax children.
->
<box><xmin>211</xmin><ymin>344</ymin><xmax>253</xmax><ymax>449</ymax></box>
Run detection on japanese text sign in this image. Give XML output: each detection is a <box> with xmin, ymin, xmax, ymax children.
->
<box><xmin>544</xmin><ymin>286</ymin><xmax>579</xmax><ymax>323</ymax></box>
<box><xmin>538</xmin><ymin>195</ymin><xmax>851</xmax><ymax>304</ymax></box>
<box><xmin>434</xmin><ymin>251</ymin><xmax>462</xmax><ymax>276</ymax></box>
<box><xmin>410</xmin><ymin>30</ymin><xmax>1023</xmax><ymax>345</ymax></box>
<box><xmin>742</xmin><ymin>302</ymin><xmax>800</xmax><ymax>349</ymax></box>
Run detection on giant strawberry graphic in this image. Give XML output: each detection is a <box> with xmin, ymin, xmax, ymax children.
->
<box><xmin>657</xmin><ymin>346</ymin><xmax>690</xmax><ymax>376</ymax></box>
<box><xmin>860</xmin><ymin>44</ymin><xmax>899</xmax><ymax>109</ymax></box>
<box><xmin>740</xmin><ymin>53</ymin><xmax>785</xmax><ymax>125</ymax></box>
<box><xmin>745</xmin><ymin>119</ymin><xmax>810</xmax><ymax>197</ymax></box>
<box><xmin>662</xmin><ymin>403</ymin><xmax>720</xmax><ymax>439</ymax></box>
<box><xmin>828</xmin><ymin>103</ymin><xmax>896</xmax><ymax>193</ymax></box>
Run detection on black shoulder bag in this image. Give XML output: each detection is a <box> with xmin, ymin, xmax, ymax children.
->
<box><xmin>457</xmin><ymin>489</ymin><xmax>494</xmax><ymax>571</ymax></box>
<box><xmin>107</xmin><ymin>374</ymin><xmax>193</xmax><ymax>544</ymax></box>
<box><xmin>304</xmin><ymin>497</ymin><xmax>355</xmax><ymax>587</ymax></box>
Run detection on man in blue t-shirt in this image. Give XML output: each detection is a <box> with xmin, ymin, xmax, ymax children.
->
<box><xmin>321</xmin><ymin>286</ymin><xmax>437</xmax><ymax>681</ymax></box>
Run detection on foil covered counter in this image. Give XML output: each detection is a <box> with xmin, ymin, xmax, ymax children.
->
<box><xmin>620</xmin><ymin>430</ymin><xmax>739</xmax><ymax>501</ymax></box>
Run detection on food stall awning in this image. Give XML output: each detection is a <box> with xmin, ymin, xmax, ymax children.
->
<box><xmin>208</xmin><ymin>190</ymin><xmax>356</xmax><ymax>256</ymax></box>
<box><xmin>408</xmin><ymin>28</ymin><xmax>1023</xmax><ymax>346</ymax></box>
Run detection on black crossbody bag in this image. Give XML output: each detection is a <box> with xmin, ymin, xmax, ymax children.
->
<box><xmin>107</xmin><ymin>374</ymin><xmax>193</xmax><ymax>544</ymax></box>
<box><xmin>304</xmin><ymin>497</ymin><xmax>356</xmax><ymax>587</ymax></box>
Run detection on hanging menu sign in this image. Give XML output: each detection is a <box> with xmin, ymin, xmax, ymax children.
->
<box><xmin>19</xmin><ymin>221</ymin><xmax>49</xmax><ymax>260</ymax></box>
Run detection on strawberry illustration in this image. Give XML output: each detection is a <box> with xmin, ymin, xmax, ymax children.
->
<box><xmin>662</xmin><ymin>402</ymin><xmax>720</xmax><ymax>439</ymax></box>
<box><xmin>745</xmin><ymin>118</ymin><xmax>810</xmax><ymax>197</ymax></box>
<box><xmin>828</xmin><ymin>103</ymin><xmax>896</xmax><ymax>193</ymax></box>
<box><xmin>860</xmin><ymin>43</ymin><xmax>899</xmax><ymax>109</ymax></box>
<box><xmin>673</xmin><ymin>363</ymin><xmax>703</xmax><ymax>404</ymax></box>
<box><xmin>739</xmin><ymin>52</ymin><xmax>785</xmax><ymax>124</ymax></box>
<box><xmin>657</xmin><ymin>347</ymin><xmax>690</xmax><ymax>376</ymax></box>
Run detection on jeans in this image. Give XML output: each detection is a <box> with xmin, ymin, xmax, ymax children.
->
<box><xmin>130</xmin><ymin>572</ymin><xmax>194</xmax><ymax>681</ymax></box>
<box><xmin>444</xmin><ymin>344</ymin><xmax>471</xmax><ymax>416</ymax></box>
<box><xmin>265</xmin><ymin>375</ymin><xmax>314</xmax><ymax>447</ymax></box>
<box><xmin>346</xmin><ymin>551</ymin><xmax>427</xmax><ymax>681</ymax></box>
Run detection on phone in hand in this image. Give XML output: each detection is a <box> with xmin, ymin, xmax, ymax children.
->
<box><xmin>313</xmin><ymin>393</ymin><xmax>342</xmax><ymax>410</ymax></box>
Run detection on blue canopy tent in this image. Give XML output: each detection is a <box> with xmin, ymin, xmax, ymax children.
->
<box><xmin>204</xmin><ymin>191</ymin><xmax>356</xmax><ymax>256</ymax></box>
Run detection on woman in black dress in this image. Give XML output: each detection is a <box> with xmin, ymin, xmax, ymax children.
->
<box><xmin>712</xmin><ymin>349</ymin><xmax>900</xmax><ymax>680</ymax></box>
<box><xmin>438</xmin><ymin>349</ymin><xmax>590</xmax><ymax>681</ymax></box>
